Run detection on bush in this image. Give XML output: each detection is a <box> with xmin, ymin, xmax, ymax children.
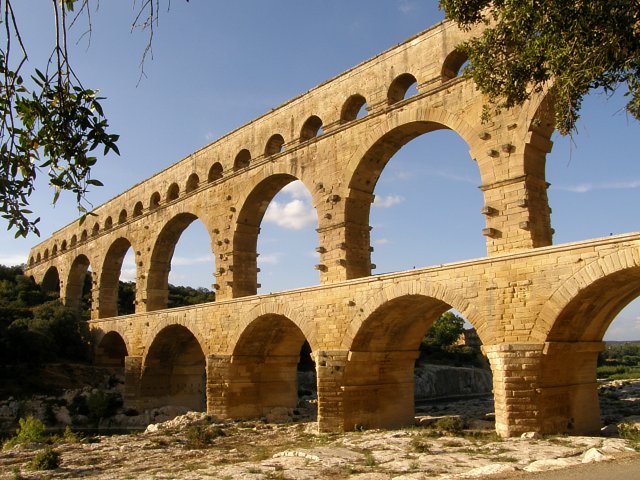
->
<box><xmin>29</xmin><ymin>446</ymin><xmax>60</xmax><ymax>470</ymax></box>
<box><xmin>3</xmin><ymin>416</ymin><xmax>48</xmax><ymax>448</ymax></box>
<box><xmin>185</xmin><ymin>424</ymin><xmax>225</xmax><ymax>449</ymax></box>
<box><xmin>434</xmin><ymin>416</ymin><xmax>465</xmax><ymax>435</ymax></box>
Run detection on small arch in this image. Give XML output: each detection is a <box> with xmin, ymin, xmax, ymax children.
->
<box><xmin>43</xmin><ymin>249</ymin><xmax>49</xmax><ymax>260</ymax></box>
<box><xmin>98</xmin><ymin>237</ymin><xmax>135</xmax><ymax>318</ymax></box>
<box><xmin>29</xmin><ymin>256</ymin><xmax>34</xmax><ymax>266</ymax></box>
<box><xmin>61</xmin><ymin>240</ymin><xmax>67</xmax><ymax>251</ymax></box>
<box><xmin>104</xmin><ymin>216</ymin><xmax>113</xmax><ymax>230</ymax></box>
<box><xmin>95</xmin><ymin>331</ymin><xmax>128</xmax><ymax>367</ymax></box>
<box><xmin>52</xmin><ymin>244</ymin><xmax>58</xmax><ymax>256</ymax></box>
<box><xmin>388</xmin><ymin>73</ymin><xmax>418</xmax><ymax>105</ymax></box>
<box><xmin>166</xmin><ymin>183</ymin><xmax>180</xmax><ymax>202</ymax></box>
<box><xmin>41</xmin><ymin>266</ymin><xmax>60</xmax><ymax>295</ymax></box>
<box><xmin>185</xmin><ymin>173</ymin><xmax>199</xmax><ymax>193</ymax></box>
<box><xmin>233</xmin><ymin>149</ymin><xmax>251</xmax><ymax>171</ymax></box>
<box><xmin>140</xmin><ymin>325</ymin><xmax>206</xmax><ymax>412</ymax></box>
<box><xmin>300</xmin><ymin>115</ymin><xmax>323</xmax><ymax>141</ymax></box>
<box><xmin>118</xmin><ymin>209</ymin><xmax>128</xmax><ymax>224</ymax></box>
<box><xmin>36</xmin><ymin>252</ymin><xmax>42</xmax><ymax>263</ymax></box>
<box><xmin>70</xmin><ymin>235</ymin><xmax>77</xmax><ymax>247</ymax></box>
<box><xmin>442</xmin><ymin>49</ymin><xmax>469</xmax><ymax>82</ymax></box>
<box><xmin>92</xmin><ymin>223</ymin><xmax>100</xmax><ymax>236</ymax></box>
<box><xmin>65</xmin><ymin>254</ymin><xmax>92</xmax><ymax>312</ymax></box>
<box><xmin>341</xmin><ymin>94</ymin><xmax>368</xmax><ymax>123</ymax></box>
<box><xmin>264</xmin><ymin>134</ymin><xmax>285</xmax><ymax>156</ymax></box>
<box><xmin>150</xmin><ymin>192</ymin><xmax>161</xmax><ymax>210</ymax></box>
<box><xmin>133</xmin><ymin>201</ymin><xmax>144</xmax><ymax>217</ymax></box>
<box><xmin>208</xmin><ymin>162</ymin><xmax>223</xmax><ymax>182</ymax></box>
<box><xmin>80</xmin><ymin>230</ymin><xmax>88</xmax><ymax>242</ymax></box>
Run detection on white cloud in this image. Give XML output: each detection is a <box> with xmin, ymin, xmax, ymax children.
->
<box><xmin>557</xmin><ymin>179</ymin><xmax>640</xmax><ymax>193</ymax></box>
<box><xmin>171</xmin><ymin>254</ymin><xmax>214</xmax><ymax>266</ymax></box>
<box><xmin>120</xmin><ymin>268</ymin><xmax>137</xmax><ymax>282</ymax></box>
<box><xmin>375</xmin><ymin>238</ymin><xmax>391</xmax><ymax>245</ymax></box>
<box><xmin>264</xmin><ymin>199</ymin><xmax>316</xmax><ymax>230</ymax></box>
<box><xmin>373</xmin><ymin>194</ymin><xmax>404</xmax><ymax>208</ymax></box>
<box><xmin>282</xmin><ymin>180</ymin><xmax>312</xmax><ymax>200</ymax></box>
<box><xmin>398</xmin><ymin>0</ymin><xmax>416</xmax><ymax>14</ymax></box>
<box><xmin>0</xmin><ymin>254</ymin><xmax>29</xmax><ymax>266</ymax></box>
<box><xmin>258</xmin><ymin>253</ymin><xmax>280</xmax><ymax>265</ymax></box>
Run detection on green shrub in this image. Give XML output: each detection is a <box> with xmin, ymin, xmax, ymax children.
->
<box><xmin>29</xmin><ymin>446</ymin><xmax>60</xmax><ymax>470</ymax></box>
<box><xmin>185</xmin><ymin>424</ymin><xmax>226</xmax><ymax>449</ymax></box>
<box><xmin>435</xmin><ymin>416</ymin><xmax>465</xmax><ymax>435</ymax></box>
<box><xmin>411</xmin><ymin>436</ymin><xmax>432</xmax><ymax>453</ymax></box>
<box><xmin>3</xmin><ymin>416</ymin><xmax>48</xmax><ymax>448</ymax></box>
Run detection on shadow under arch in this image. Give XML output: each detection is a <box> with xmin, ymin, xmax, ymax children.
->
<box><xmin>344</xmin><ymin>117</ymin><xmax>479</xmax><ymax>279</ymax></box>
<box><xmin>65</xmin><ymin>254</ymin><xmax>91</xmax><ymax>312</ymax></box>
<box><xmin>146</xmin><ymin>212</ymin><xmax>215</xmax><ymax>311</ymax></box>
<box><xmin>536</xmin><ymin>257</ymin><xmax>640</xmax><ymax>435</ymax></box>
<box><xmin>41</xmin><ymin>266</ymin><xmax>61</xmax><ymax>296</ymax></box>
<box><xmin>232</xmin><ymin>173</ymin><xmax>317</xmax><ymax>298</ymax></box>
<box><xmin>226</xmin><ymin>313</ymin><xmax>313</xmax><ymax>420</ymax></box>
<box><xmin>95</xmin><ymin>330</ymin><xmax>128</xmax><ymax>367</ymax></box>
<box><xmin>140</xmin><ymin>324</ymin><xmax>206</xmax><ymax>412</ymax></box>
<box><xmin>98</xmin><ymin>237</ymin><xmax>135</xmax><ymax>318</ymax></box>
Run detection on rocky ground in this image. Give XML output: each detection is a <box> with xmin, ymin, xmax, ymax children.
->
<box><xmin>1</xmin><ymin>379</ymin><xmax>639</xmax><ymax>479</ymax></box>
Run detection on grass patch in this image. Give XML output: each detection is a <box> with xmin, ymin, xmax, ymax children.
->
<box><xmin>411</xmin><ymin>437</ymin><xmax>432</xmax><ymax>453</ymax></box>
<box><xmin>3</xmin><ymin>416</ymin><xmax>49</xmax><ymax>449</ymax></box>
<box><xmin>185</xmin><ymin>424</ymin><xmax>226</xmax><ymax>449</ymax></box>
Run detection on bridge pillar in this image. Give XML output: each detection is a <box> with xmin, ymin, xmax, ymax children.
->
<box><xmin>341</xmin><ymin>350</ymin><xmax>419</xmax><ymax>431</ymax></box>
<box><xmin>315</xmin><ymin>350</ymin><xmax>349</xmax><ymax>432</ymax></box>
<box><xmin>483</xmin><ymin>344</ymin><xmax>544</xmax><ymax>437</ymax></box>
<box><xmin>123</xmin><ymin>355</ymin><xmax>143</xmax><ymax>410</ymax></box>
<box><xmin>206</xmin><ymin>354</ymin><xmax>231</xmax><ymax>417</ymax></box>
<box><xmin>538</xmin><ymin>342</ymin><xmax>604</xmax><ymax>435</ymax></box>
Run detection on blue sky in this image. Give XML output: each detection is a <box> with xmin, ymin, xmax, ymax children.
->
<box><xmin>2</xmin><ymin>1</ymin><xmax>639</xmax><ymax>340</ymax></box>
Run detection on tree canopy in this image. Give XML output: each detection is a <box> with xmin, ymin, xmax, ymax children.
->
<box><xmin>0</xmin><ymin>1</ymin><xmax>173</xmax><ymax>237</ymax></box>
<box><xmin>440</xmin><ymin>0</ymin><xmax>640</xmax><ymax>134</ymax></box>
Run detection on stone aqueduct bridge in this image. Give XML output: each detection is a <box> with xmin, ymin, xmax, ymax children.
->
<box><xmin>24</xmin><ymin>21</ymin><xmax>640</xmax><ymax>437</ymax></box>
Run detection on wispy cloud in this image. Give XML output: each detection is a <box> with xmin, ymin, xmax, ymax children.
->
<box><xmin>427</xmin><ymin>170</ymin><xmax>478</xmax><ymax>185</ymax></box>
<box><xmin>258</xmin><ymin>253</ymin><xmax>280</xmax><ymax>265</ymax></box>
<box><xmin>120</xmin><ymin>268</ymin><xmax>136</xmax><ymax>282</ymax></box>
<box><xmin>264</xmin><ymin>180</ymin><xmax>317</xmax><ymax>230</ymax></box>
<box><xmin>171</xmin><ymin>254</ymin><xmax>214</xmax><ymax>266</ymax></box>
<box><xmin>397</xmin><ymin>0</ymin><xmax>416</xmax><ymax>14</ymax></box>
<box><xmin>375</xmin><ymin>238</ymin><xmax>391</xmax><ymax>245</ymax></box>
<box><xmin>556</xmin><ymin>180</ymin><xmax>640</xmax><ymax>193</ymax></box>
<box><xmin>373</xmin><ymin>194</ymin><xmax>404</xmax><ymax>208</ymax></box>
<box><xmin>0</xmin><ymin>254</ymin><xmax>28</xmax><ymax>266</ymax></box>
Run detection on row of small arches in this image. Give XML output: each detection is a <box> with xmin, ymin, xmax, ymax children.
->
<box><xmin>29</xmin><ymin>52</ymin><xmax>469</xmax><ymax>267</ymax></box>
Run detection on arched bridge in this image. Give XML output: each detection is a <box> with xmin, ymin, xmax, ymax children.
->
<box><xmin>25</xmin><ymin>20</ymin><xmax>640</xmax><ymax>437</ymax></box>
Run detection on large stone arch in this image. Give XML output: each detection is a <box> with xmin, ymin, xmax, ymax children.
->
<box><xmin>225</xmin><ymin>313</ymin><xmax>313</xmax><ymax>420</ymax></box>
<box><xmin>145</xmin><ymin>211</ymin><xmax>216</xmax><ymax>311</ymax></box>
<box><xmin>64</xmin><ymin>254</ymin><xmax>92</xmax><ymax>312</ymax></box>
<box><xmin>139</xmin><ymin>324</ymin><xmax>207</xmax><ymax>411</ymax></box>
<box><xmin>232</xmin><ymin>173</ymin><xmax>317</xmax><ymax>298</ymax></box>
<box><xmin>341</xmin><ymin>287</ymin><xmax>483</xmax><ymax>431</ymax></box>
<box><xmin>98</xmin><ymin>236</ymin><xmax>137</xmax><ymax>318</ymax></box>
<box><xmin>534</xmin><ymin>248</ymin><xmax>640</xmax><ymax>435</ymax></box>
<box><xmin>342</xmin><ymin>107</ymin><xmax>481</xmax><ymax>279</ymax></box>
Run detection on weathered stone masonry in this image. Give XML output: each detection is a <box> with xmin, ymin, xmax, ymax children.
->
<box><xmin>25</xmin><ymin>20</ymin><xmax>640</xmax><ymax>436</ymax></box>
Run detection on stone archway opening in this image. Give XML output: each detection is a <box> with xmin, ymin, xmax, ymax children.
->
<box><xmin>99</xmin><ymin>238</ymin><xmax>136</xmax><ymax>318</ymax></box>
<box><xmin>41</xmin><ymin>266</ymin><xmax>61</xmax><ymax>299</ymax></box>
<box><xmin>140</xmin><ymin>325</ymin><xmax>206</xmax><ymax>411</ymax></box>
<box><xmin>95</xmin><ymin>331</ymin><xmax>128</xmax><ymax>368</ymax></box>
<box><xmin>65</xmin><ymin>255</ymin><xmax>93</xmax><ymax>318</ymax></box>
<box><xmin>234</xmin><ymin>175</ymin><xmax>318</xmax><ymax>297</ymax></box>
<box><xmin>227</xmin><ymin>314</ymin><xmax>315</xmax><ymax>422</ymax></box>
<box><xmin>147</xmin><ymin>213</ymin><xmax>216</xmax><ymax>311</ymax></box>
<box><xmin>348</xmin><ymin>124</ymin><xmax>484</xmax><ymax>278</ymax></box>
<box><xmin>538</xmin><ymin>266</ymin><xmax>640</xmax><ymax>435</ymax></box>
<box><xmin>343</xmin><ymin>295</ymin><xmax>490</xmax><ymax>431</ymax></box>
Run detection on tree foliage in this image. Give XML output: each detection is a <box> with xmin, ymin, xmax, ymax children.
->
<box><xmin>0</xmin><ymin>0</ymin><xmax>178</xmax><ymax>237</ymax></box>
<box><xmin>440</xmin><ymin>0</ymin><xmax>640</xmax><ymax>134</ymax></box>
<box><xmin>424</xmin><ymin>311</ymin><xmax>465</xmax><ymax>348</ymax></box>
